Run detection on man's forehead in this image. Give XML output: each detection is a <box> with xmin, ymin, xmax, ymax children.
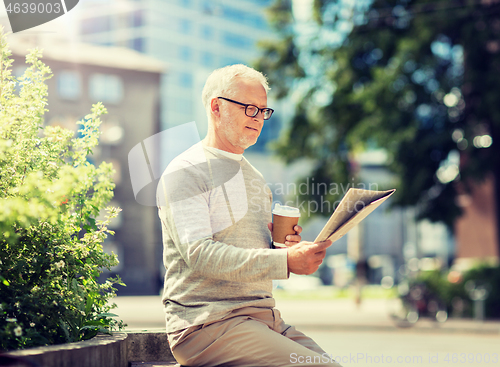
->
<box><xmin>230</xmin><ymin>78</ymin><xmax>267</xmax><ymax>104</ymax></box>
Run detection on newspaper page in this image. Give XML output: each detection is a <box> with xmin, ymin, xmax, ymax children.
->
<box><xmin>314</xmin><ymin>188</ymin><xmax>396</xmax><ymax>243</ymax></box>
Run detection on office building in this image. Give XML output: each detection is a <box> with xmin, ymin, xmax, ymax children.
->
<box><xmin>76</xmin><ymin>0</ymin><xmax>280</xmax><ymax>150</ymax></box>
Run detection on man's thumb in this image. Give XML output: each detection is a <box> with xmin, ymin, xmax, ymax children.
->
<box><xmin>314</xmin><ymin>239</ymin><xmax>332</xmax><ymax>251</ymax></box>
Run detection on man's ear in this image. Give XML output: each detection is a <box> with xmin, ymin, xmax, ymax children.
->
<box><xmin>210</xmin><ymin>97</ymin><xmax>221</xmax><ymax>118</ymax></box>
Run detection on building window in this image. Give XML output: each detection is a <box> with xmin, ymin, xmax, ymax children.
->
<box><xmin>132</xmin><ymin>38</ymin><xmax>144</xmax><ymax>52</ymax></box>
<box><xmin>98</xmin><ymin>41</ymin><xmax>113</xmax><ymax>47</ymax></box>
<box><xmin>201</xmin><ymin>1</ymin><xmax>214</xmax><ymax>15</ymax></box>
<box><xmin>89</xmin><ymin>74</ymin><xmax>124</xmax><ymax>104</ymax></box>
<box><xmin>222</xmin><ymin>32</ymin><xmax>253</xmax><ymax>49</ymax></box>
<box><xmin>131</xmin><ymin>10</ymin><xmax>143</xmax><ymax>27</ymax></box>
<box><xmin>179</xmin><ymin>19</ymin><xmax>192</xmax><ymax>34</ymax></box>
<box><xmin>246</xmin><ymin>0</ymin><xmax>273</xmax><ymax>4</ymax></box>
<box><xmin>13</xmin><ymin>66</ymin><xmax>27</xmax><ymax>77</ymax></box>
<box><xmin>201</xmin><ymin>51</ymin><xmax>213</xmax><ymax>67</ymax></box>
<box><xmin>13</xmin><ymin>66</ymin><xmax>27</xmax><ymax>94</ymax></box>
<box><xmin>179</xmin><ymin>0</ymin><xmax>192</xmax><ymax>8</ymax></box>
<box><xmin>58</xmin><ymin>70</ymin><xmax>82</xmax><ymax>100</ymax></box>
<box><xmin>201</xmin><ymin>25</ymin><xmax>213</xmax><ymax>40</ymax></box>
<box><xmin>221</xmin><ymin>6</ymin><xmax>267</xmax><ymax>28</ymax></box>
<box><xmin>179</xmin><ymin>46</ymin><xmax>192</xmax><ymax>61</ymax></box>
<box><xmin>80</xmin><ymin>16</ymin><xmax>111</xmax><ymax>35</ymax></box>
<box><xmin>179</xmin><ymin>72</ymin><xmax>193</xmax><ymax>88</ymax></box>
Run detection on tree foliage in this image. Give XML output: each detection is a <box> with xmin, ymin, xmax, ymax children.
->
<box><xmin>258</xmin><ymin>0</ymin><xmax>500</xmax><ymax>233</ymax></box>
<box><xmin>0</xmin><ymin>29</ymin><xmax>124</xmax><ymax>351</ymax></box>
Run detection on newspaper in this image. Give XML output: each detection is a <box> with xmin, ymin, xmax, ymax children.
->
<box><xmin>314</xmin><ymin>188</ymin><xmax>396</xmax><ymax>243</ymax></box>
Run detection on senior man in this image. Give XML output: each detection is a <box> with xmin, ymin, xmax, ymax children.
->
<box><xmin>157</xmin><ymin>64</ymin><xmax>341</xmax><ymax>367</ymax></box>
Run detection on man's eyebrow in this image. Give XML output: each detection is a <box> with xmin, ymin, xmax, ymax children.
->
<box><xmin>245</xmin><ymin>101</ymin><xmax>268</xmax><ymax>108</ymax></box>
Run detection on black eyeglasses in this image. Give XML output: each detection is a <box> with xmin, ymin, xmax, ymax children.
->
<box><xmin>218</xmin><ymin>97</ymin><xmax>274</xmax><ymax>120</ymax></box>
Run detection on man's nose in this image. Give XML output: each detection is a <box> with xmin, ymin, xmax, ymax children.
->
<box><xmin>253</xmin><ymin>111</ymin><xmax>265</xmax><ymax>123</ymax></box>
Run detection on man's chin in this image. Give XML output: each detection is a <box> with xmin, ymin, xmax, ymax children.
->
<box><xmin>239</xmin><ymin>137</ymin><xmax>258</xmax><ymax>151</ymax></box>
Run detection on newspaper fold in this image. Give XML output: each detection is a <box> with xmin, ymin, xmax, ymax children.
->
<box><xmin>314</xmin><ymin>188</ymin><xmax>396</xmax><ymax>243</ymax></box>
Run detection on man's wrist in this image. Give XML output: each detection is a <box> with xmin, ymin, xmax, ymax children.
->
<box><xmin>286</xmin><ymin>248</ymin><xmax>290</xmax><ymax>278</ymax></box>
<box><xmin>269</xmin><ymin>247</ymin><xmax>289</xmax><ymax>279</ymax></box>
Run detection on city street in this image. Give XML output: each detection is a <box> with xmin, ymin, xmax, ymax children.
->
<box><xmin>302</xmin><ymin>329</ymin><xmax>500</xmax><ymax>367</ymax></box>
<box><xmin>113</xmin><ymin>296</ymin><xmax>500</xmax><ymax>366</ymax></box>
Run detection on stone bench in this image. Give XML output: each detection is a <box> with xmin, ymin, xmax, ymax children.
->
<box><xmin>2</xmin><ymin>331</ymin><xmax>179</xmax><ymax>367</ymax></box>
<box><xmin>130</xmin><ymin>363</ymin><xmax>179</xmax><ymax>367</ymax></box>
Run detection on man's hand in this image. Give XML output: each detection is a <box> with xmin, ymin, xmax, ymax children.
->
<box><xmin>267</xmin><ymin>222</ymin><xmax>302</xmax><ymax>246</ymax></box>
<box><xmin>286</xmin><ymin>240</ymin><xmax>332</xmax><ymax>275</ymax></box>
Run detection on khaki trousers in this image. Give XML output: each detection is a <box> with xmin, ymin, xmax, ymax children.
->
<box><xmin>168</xmin><ymin>307</ymin><xmax>343</xmax><ymax>367</ymax></box>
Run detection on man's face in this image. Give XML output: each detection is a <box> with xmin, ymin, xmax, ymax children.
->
<box><xmin>215</xmin><ymin>78</ymin><xmax>267</xmax><ymax>154</ymax></box>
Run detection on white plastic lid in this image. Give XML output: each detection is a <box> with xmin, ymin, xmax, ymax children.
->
<box><xmin>272</xmin><ymin>203</ymin><xmax>301</xmax><ymax>217</ymax></box>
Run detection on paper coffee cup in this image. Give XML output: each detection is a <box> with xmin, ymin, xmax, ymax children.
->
<box><xmin>272</xmin><ymin>203</ymin><xmax>301</xmax><ymax>248</ymax></box>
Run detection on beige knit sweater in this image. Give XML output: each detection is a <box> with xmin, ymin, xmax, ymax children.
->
<box><xmin>157</xmin><ymin>142</ymin><xmax>289</xmax><ymax>333</ymax></box>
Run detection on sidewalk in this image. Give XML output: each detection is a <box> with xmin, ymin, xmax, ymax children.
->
<box><xmin>116</xmin><ymin>296</ymin><xmax>500</xmax><ymax>367</ymax></box>
<box><xmin>275</xmin><ymin>298</ymin><xmax>500</xmax><ymax>334</ymax></box>
<box><xmin>114</xmin><ymin>296</ymin><xmax>500</xmax><ymax>335</ymax></box>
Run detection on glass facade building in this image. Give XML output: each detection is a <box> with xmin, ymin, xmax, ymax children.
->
<box><xmin>77</xmin><ymin>0</ymin><xmax>279</xmax><ymax>151</ymax></box>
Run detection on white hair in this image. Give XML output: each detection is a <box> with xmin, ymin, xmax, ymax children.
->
<box><xmin>201</xmin><ymin>64</ymin><xmax>270</xmax><ymax>116</ymax></box>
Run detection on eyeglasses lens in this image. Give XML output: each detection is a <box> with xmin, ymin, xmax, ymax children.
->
<box><xmin>245</xmin><ymin>105</ymin><xmax>258</xmax><ymax>117</ymax></box>
<box><xmin>245</xmin><ymin>105</ymin><xmax>273</xmax><ymax>120</ymax></box>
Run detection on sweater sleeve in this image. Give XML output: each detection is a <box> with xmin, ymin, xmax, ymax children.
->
<box><xmin>157</xmin><ymin>160</ymin><xmax>289</xmax><ymax>282</ymax></box>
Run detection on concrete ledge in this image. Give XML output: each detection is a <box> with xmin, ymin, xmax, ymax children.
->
<box><xmin>2</xmin><ymin>331</ymin><xmax>178</xmax><ymax>367</ymax></box>
<box><xmin>126</xmin><ymin>330</ymin><xmax>175</xmax><ymax>363</ymax></box>
<box><xmin>4</xmin><ymin>332</ymin><xmax>128</xmax><ymax>367</ymax></box>
<box><xmin>130</xmin><ymin>363</ymin><xmax>179</xmax><ymax>367</ymax></box>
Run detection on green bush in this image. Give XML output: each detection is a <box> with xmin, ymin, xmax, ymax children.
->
<box><xmin>0</xmin><ymin>30</ymin><xmax>124</xmax><ymax>351</ymax></box>
<box><xmin>416</xmin><ymin>264</ymin><xmax>500</xmax><ymax>319</ymax></box>
<box><xmin>461</xmin><ymin>264</ymin><xmax>500</xmax><ymax>319</ymax></box>
<box><xmin>415</xmin><ymin>269</ymin><xmax>470</xmax><ymax>316</ymax></box>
